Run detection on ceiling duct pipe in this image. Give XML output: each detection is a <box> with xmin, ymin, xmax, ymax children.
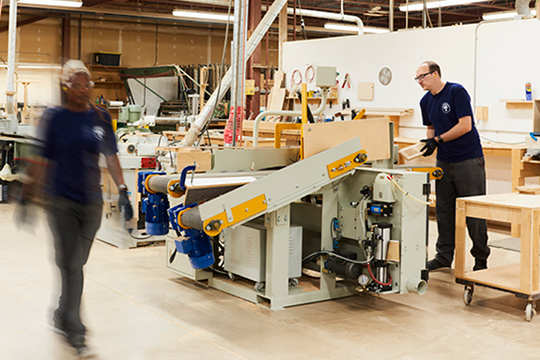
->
<box><xmin>180</xmin><ymin>0</ymin><xmax>289</xmax><ymax>147</ymax></box>
<box><xmin>169</xmin><ymin>0</ymin><xmax>365</xmax><ymax>34</ymax></box>
<box><xmin>287</xmin><ymin>8</ymin><xmax>364</xmax><ymax>35</ymax></box>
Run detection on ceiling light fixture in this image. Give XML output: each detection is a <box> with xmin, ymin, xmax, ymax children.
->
<box><xmin>17</xmin><ymin>64</ymin><xmax>63</xmax><ymax>69</ymax></box>
<box><xmin>172</xmin><ymin>10</ymin><xmax>233</xmax><ymax>22</ymax></box>
<box><xmin>0</xmin><ymin>63</ymin><xmax>62</xmax><ymax>69</ymax></box>
<box><xmin>482</xmin><ymin>9</ymin><xmax>536</xmax><ymax>20</ymax></box>
<box><xmin>399</xmin><ymin>0</ymin><xmax>488</xmax><ymax>12</ymax></box>
<box><xmin>324</xmin><ymin>23</ymin><xmax>389</xmax><ymax>34</ymax></box>
<box><xmin>18</xmin><ymin>0</ymin><xmax>83</xmax><ymax>7</ymax></box>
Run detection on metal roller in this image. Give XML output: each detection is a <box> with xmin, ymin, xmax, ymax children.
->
<box><xmin>180</xmin><ymin>207</ymin><xmax>204</xmax><ymax>230</ymax></box>
<box><xmin>147</xmin><ymin>175</ymin><xmax>181</xmax><ymax>194</ymax></box>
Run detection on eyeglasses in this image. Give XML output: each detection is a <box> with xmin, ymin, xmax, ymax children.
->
<box><xmin>66</xmin><ymin>81</ymin><xmax>94</xmax><ymax>90</ymax></box>
<box><xmin>414</xmin><ymin>71</ymin><xmax>434</xmax><ymax>82</ymax></box>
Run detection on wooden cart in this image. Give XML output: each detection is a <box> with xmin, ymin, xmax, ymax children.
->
<box><xmin>455</xmin><ymin>193</ymin><xmax>540</xmax><ymax>321</ymax></box>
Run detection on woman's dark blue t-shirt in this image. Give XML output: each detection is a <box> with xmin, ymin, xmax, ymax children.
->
<box><xmin>420</xmin><ymin>82</ymin><xmax>483</xmax><ymax>163</ymax></box>
<box><xmin>37</xmin><ymin>106</ymin><xmax>118</xmax><ymax>204</ymax></box>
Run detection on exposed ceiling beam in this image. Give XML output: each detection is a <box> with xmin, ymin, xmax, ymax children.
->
<box><xmin>82</xmin><ymin>0</ymin><xmax>127</xmax><ymax>7</ymax></box>
<box><xmin>7</xmin><ymin>0</ymin><xmax>523</xmax><ymax>33</ymax></box>
<box><xmin>0</xmin><ymin>16</ymin><xmax>47</xmax><ymax>33</ymax></box>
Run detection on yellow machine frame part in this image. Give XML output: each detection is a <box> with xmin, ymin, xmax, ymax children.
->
<box><xmin>326</xmin><ymin>150</ymin><xmax>368</xmax><ymax>179</ymax></box>
<box><xmin>408</xmin><ymin>167</ymin><xmax>444</xmax><ymax>180</ymax></box>
<box><xmin>144</xmin><ymin>174</ymin><xmax>159</xmax><ymax>194</ymax></box>
<box><xmin>202</xmin><ymin>194</ymin><xmax>268</xmax><ymax>236</ymax></box>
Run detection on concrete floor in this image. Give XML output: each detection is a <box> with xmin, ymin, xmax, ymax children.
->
<box><xmin>1</xmin><ymin>201</ymin><xmax>540</xmax><ymax>360</ymax></box>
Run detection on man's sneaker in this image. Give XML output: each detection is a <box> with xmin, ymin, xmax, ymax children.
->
<box><xmin>473</xmin><ymin>259</ymin><xmax>487</xmax><ymax>271</ymax></box>
<box><xmin>427</xmin><ymin>258</ymin><xmax>450</xmax><ymax>271</ymax></box>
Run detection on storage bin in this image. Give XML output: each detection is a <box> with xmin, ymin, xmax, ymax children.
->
<box><xmin>93</xmin><ymin>52</ymin><xmax>121</xmax><ymax>66</ymax></box>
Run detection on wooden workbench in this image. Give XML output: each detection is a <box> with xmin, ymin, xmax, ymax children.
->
<box><xmin>510</xmin><ymin>146</ymin><xmax>540</xmax><ymax>192</ymax></box>
<box><xmin>341</xmin><ymin>108</ymin><xmax>414</xmax><ymax>137</ymax></box>
<box><xmin>455</xmin><ymin>193</ymin><xmax>540</xmax><ymax>321</ymax></box>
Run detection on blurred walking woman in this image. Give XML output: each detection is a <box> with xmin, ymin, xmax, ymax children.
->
<box><xmin>18</xmin><ymin>60</ymin><xmax>132</xmax><ymax>357</ymax></box>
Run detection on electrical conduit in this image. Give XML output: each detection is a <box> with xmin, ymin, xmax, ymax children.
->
<box><xmin>286</xmin><ymin>8</ymin><xmax>364</xmax><ymax>35</ymax></box>
<box><xmin>252</xmin><ymin>88</ymin><xmax>329</xmax><ymax>146</ymax></box>
<box><xmin>180</xmin><ymin>0</ymin><xmax>289</xmax><ymax>147</ymax></box>
<box><xmin>5</xmin><ymin>0</ymin><xmax>18</xmax><ymax>134</ymax></box>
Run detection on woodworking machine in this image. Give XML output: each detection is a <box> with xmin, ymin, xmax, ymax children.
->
<box><xmin>96</xmin><ymin>130</ymin><xmax>169</xmax><ymax>249</ymax></box>
<box><xmin>138</xmin><ymin>136</ymin><xmax>430</xmax><ymax>310</ymax></box>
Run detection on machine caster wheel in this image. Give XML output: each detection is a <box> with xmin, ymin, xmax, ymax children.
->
<box><xmin>289</xmin><ymin>278</ymin><xmax>299</xmax><ymax>287</ymax></box>
<box><xmin>254</xmin><ymin>282</ymin><xmax>265</xmax><ymax>292</ymax></box>
<box><xmin>525</xmin><ymin>303</ymin><xmax>536</xmax><ymax>322</ymax></box>
<box><xmin>463</xmin><ymin>285</ymin><xmax>474</xmax><ymax>306</ymax></box>
<box><xmin>228</xmin><ymin>272</ymin><xmax>237</xmax><ymax>281</ymax></box>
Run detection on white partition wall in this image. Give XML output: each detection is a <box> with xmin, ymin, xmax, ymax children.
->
<box><xmin>282</xmin><ymin>19</ymin><xmax>540</xmax><ymax>143</ymax></box>
<box><xmin>282</xmin><ymin>19</ymin><xmax>540</xmax><ymax>194</ymax></box>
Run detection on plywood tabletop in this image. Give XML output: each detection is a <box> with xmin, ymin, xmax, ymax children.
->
<box><xmin>458</xmin><ymin>193</ymin><xmax>540</xmax><ymax>209</ymax></box>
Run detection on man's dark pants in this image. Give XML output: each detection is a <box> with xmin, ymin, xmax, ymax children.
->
<box><xmin>46</xmin><ymin>196</ymin><xmax>102</xmax><ymax>345</ymax></box>
<box><xmin>434</xmin><ymin>156</ymin><xmax>490</xmax><ymax>266</ymax></box>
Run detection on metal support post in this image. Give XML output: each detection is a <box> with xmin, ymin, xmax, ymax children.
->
<box><xmin>2</xmin><ymin>0</ymin><xmax>18</xmax><ymax>134</ymax></box>
<box><xmin>319</xmin><ymin>185</ymin><xmax>338</xmax><ymax>293</ymax></box>
<box><xmin>265</xmin><ymin>204</ymin><xmax>291</xmax><ymax>310</ymax></box>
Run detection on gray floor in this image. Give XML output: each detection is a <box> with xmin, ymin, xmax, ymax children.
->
<box><xmin>1</xmin><ymin>201</ymin><xmax>539</xmax><ymax>360</ymax></box>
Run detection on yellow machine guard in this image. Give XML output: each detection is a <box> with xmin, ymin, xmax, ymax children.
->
<box><xmin>408</xmin><ymin>167</ymin><xmax>444</xmax><ymax>180</ymax></box>
<box><xmin>326</xmin><ymin>150</ymin><xmax>368</xmax><ymax>179</ymax></box>
<box><xmin>167</xmin><ymin>179</ymin><xmax>183</xmax><ymax>198</ymax></box>
<box><xmin>144</xmin><ymin>174</ymin><xmax>159</xmax><ymax>194</ymax></box>
<box><xmin>202</xmin><ymin>194</ymin><xmax>268</xmax><ymax>236</ymax></box>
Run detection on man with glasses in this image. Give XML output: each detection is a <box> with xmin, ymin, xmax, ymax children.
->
<box><xmin>416</xmin><ymin>61</ymin><xmax>489</xmax><ymax>272</ymax></box>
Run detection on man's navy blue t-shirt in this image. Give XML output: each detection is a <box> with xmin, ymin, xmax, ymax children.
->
<box><xmin>37</xmin><ymin>106</ymin><xmax>118</xmax><ymax>204</ymax></box>
<box><xmin>420</xmin><ymin>82</ymin><xmax>483</xmax><ymax>163</ymax></box>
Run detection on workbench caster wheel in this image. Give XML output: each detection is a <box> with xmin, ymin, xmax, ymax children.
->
<box><xmin>525</xmin><ymin>303</ymin><xmax>536</xmax><ymax>322</ymax></box>
<box><xmin>463</xmin><ymin>285</ymin><xmax>474</xmax><ymax>306</ymax></box>
<box><xmin>228</xmin><ymin>272</ymin><xmax>237</xmax><ymax>282</ymax></box>
<box><xmin>254</xmin><ymin>282</ymin><xmax>265</xmax><ymax>292</ymax></box>
<box><xmin>289</xmin><ymin>278</ymin><xmax>299</xmax><ymax>287</ymax></box>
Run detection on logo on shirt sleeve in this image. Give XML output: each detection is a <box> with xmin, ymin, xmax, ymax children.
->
<box><xmin>92</xmin><ymin>126</ymin><xmax>106</xmax><ymax>141</ymax></box>
<box><xmin>442</xmin><ymin>102</ymin><xmax>451</xmax><ymax>114</ymax></box>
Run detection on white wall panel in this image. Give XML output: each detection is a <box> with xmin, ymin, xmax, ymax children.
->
<box><xmin>282</xmin><ymin>21</ymin><xmax>540</xmax><ymax>194</ymax></box>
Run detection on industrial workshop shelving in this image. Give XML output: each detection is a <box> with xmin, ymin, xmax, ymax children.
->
<box><xmin>87</xmin><ymin>64</ymin><xmax>127</xmax><ymax>105</ymax></box>
<box><xmin>455</xmin><ymin>193</ymin><xmax>540</xmax><ymax>321</ymax></box>
<box><xmin>500</xmin><ymin>99</ymin><xmax>533</xmax><ymax>110</ymax></box>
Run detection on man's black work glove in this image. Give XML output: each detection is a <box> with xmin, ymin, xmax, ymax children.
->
<box><xmin>118</xmin><ymin>187</ymin><xmax>133</xmax><ymax>221</ymax></box>
<box><xmin>13</xmin><ymin>197</ymin><xmax>36</xmax><ymax>233</ymax></box>
<box><xmin>420</xmin><ymin>137</ymin><xmax>440</xmax><ymax>157</ymax></box>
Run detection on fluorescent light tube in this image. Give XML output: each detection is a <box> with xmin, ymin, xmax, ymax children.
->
<box><xmin>17</xmin><ymin>64</ymin><xmax>62</xmax><ymax>69</ymax></box>
<box><xmin>399</xmin><ymin>0</ymin><xmax>488</xmax><ymax>12</ymax></box>
<box><xmin>18</xmin><ymin>0</ymin><xmax>83</xmax><ymax>7</ymax></box>
<box><xmin>324</xmin><ymin>23</ymin><xmax>389</xmax><ymax>34</ymax></box>
<box><xmin>172</xmin><ymin>10</ymin><xmax>233</xmax><ymax>22</ymax></box>
<box><xmin>324</xmin><ymin>23</ymin><xmax>358</xmax><ymax>32</ymax></box>
<box><xmin>364</xmin><ymin>26</ymin><xmax>390</xmax><ymax>34</ymax></box>
<box><xmin>482</xmin><ymin>9</ymin><xmax>536</xmax><ymax>20</ymax></box>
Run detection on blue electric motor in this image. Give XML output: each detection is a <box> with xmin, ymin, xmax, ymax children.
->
<box><xmin>138</xmin><ymin>171</ymin><xmax>170</xmax><ymax>236</ymax></box>
<box><xmin>168</xmin><ymin>203</ymin><xmax>215</xmax><ymax>270</ymax></box>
